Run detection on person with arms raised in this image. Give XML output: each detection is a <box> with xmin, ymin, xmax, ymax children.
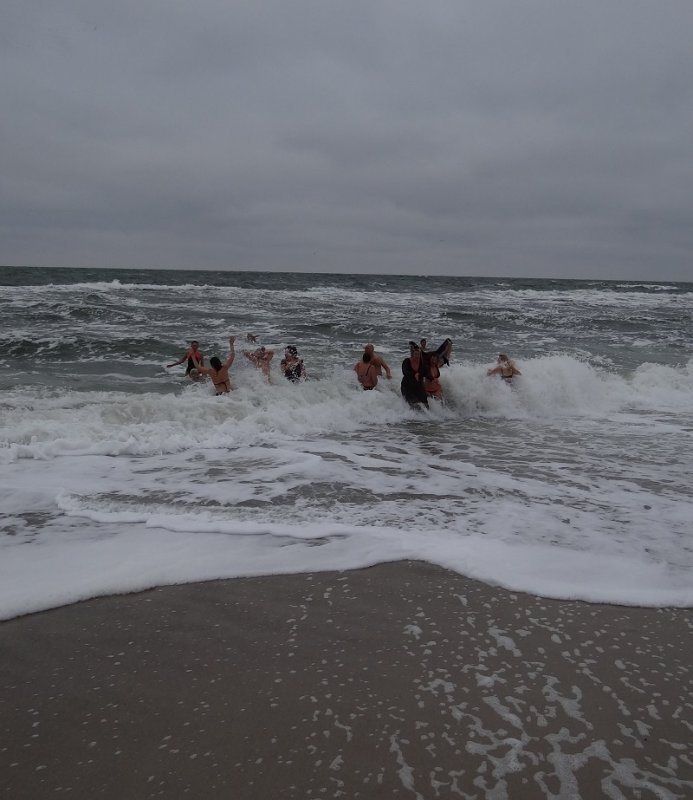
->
<box><xmin>197</xmin><ymin>337</ymin><xmax>236</xmax><ymax>394</ymax></box>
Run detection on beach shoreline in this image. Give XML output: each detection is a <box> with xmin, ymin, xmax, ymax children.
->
<box><xmin>2</xmin><ymin>560</ymin><xmax>692</xmax><ymax>799</ymax></box>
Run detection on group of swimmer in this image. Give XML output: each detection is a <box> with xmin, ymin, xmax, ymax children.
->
<box><xmin>166</xmin><ymin>333</ymin><xmax>521</xmax><ymax>405</ymax></box>
<box><xmin>166</xmin><ymin>335</ymin><xmax>305</xmax><ymax>394</ymax></box>
<box><xmin>353</xmin><ymin>337</ymin><xmax>454</xmax><ymax>408</ymax></box>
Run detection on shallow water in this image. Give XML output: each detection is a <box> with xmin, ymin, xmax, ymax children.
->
<box><xmin>1</xmin><ymin>267</ymin><xmax>692</xmax><ymax>618</ymax></box>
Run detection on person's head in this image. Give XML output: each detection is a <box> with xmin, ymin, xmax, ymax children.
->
<box><xmin>362</xmin><ymin>351</ymin><xmax>372</xmax><ymax>363</ymax></box>
<box><xmin>191</xmin><ymin>340</ymin><xmax>199</xmax><ymax>350</ymax></box>
<box><xmin>409</xmin><ymin>341</ymin><xmax>420</xmax><ymax>354</ymax></box>
<box><xmin>257</xmin><ymin>346</ymin><xmax>266</xmax><ymax>354</ymax></box>
<box><xmin>285</xmin><ymin>345</ymin><xmax>298</xmax><ymax>358</ymax></box>
<box><xmin>210</xmin><ymin>356</ymin><xmax>222</xmax><ymax>370</ymax></box>
<box><xmin>420</xmin><ymin>338</ymin><xmax>427</xmax><ymax>349</ymax></box>
<box><xmin>498</xmin><ymin>353</ymin><xmax>509</xmax><ymax>363</ymax></box>
<box><xmin>364</xmin><ymin>343</ymin><xmax>375</xmax><ymax>354</ymax></box>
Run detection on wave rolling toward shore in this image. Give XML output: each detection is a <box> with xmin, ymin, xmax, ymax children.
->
<box><xmin>1</xmin><ymin>268</ymin><xmax>692</xmax><ymax>619</ymax></box>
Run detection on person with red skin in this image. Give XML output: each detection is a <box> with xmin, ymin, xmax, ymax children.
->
<box><xmin>363</xmin><ymin>343</ymin><xmax>392</xmax><ymax>380</ymax></box>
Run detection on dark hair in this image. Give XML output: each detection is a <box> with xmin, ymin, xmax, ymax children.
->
<box><xmin>210</xmin><ymin>356</ymin><xmax>222</xmax><ymax>370</ymax></box>
<box><xmin>362</xmin><ymin>351</ymin><xmax>372</xmax><ymax>363</ymax></box>
<box><xmin>286</xmin><ymin>345</ymin><xmax>298</xmax><ymax>356</ymax></box>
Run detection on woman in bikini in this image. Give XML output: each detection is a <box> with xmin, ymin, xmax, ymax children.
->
<box><xmin>487</xmin><ymin>353</ymin><xmax>521</xmax><ymax>383</ymax></box>
<box><xmin>197</xmin><ymin>336</ymin><xmax>236</xmax><ymax>394</ymax></box>
<box><xmin>354</xmin><ymin>351</ymin><xmax>379</xmax><ymax>390</ymax></box>
<box><xmin>423</xmin><ymin>353</ymin><xmax>443</xmax><ymax>400</ymax></box>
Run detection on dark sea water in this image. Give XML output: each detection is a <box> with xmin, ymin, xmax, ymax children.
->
<box><xmin>1</xmin><ymin>266</ymin><xmax>692</xmax><ymax>619</ymax></box>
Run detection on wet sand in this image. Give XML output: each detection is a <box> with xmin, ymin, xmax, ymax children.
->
<box><xmin>1</xmin><ymin>560</ymin><xmax>692</xmax><ymax>799</ymax></box>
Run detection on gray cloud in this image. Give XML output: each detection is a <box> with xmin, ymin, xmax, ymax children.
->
<box><xmin>1</xmin><ymin>1</ymin><xmax>692</xmax><ymax>279</ymax></box>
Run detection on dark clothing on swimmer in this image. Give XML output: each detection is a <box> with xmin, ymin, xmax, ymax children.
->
<box><xmin>401</xmin><ymin>356</ymin><xmax>429</xmax><ymax>408</ymax></box>
<box><xmin>281</xmin><ymin>346</ymin><xmax>306</xmax><ymax>383</ymax></box>
<box><xmin>167</xmin><ymin>343</ymin><xmax>204</xmax><ymax>375</ymax></box>
<box><xmin>284</xmin><ymin>361</ymin><xmax>305</xmax><ymax>383</ymax></box>
<box><xmin>186</xmin><ymin>356</ymin><xmax>199</xmax><ymax>375</ymax></box>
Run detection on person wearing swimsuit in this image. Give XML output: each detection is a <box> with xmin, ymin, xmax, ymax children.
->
<box><xmin>167</xmin><ymin>340</ymin><xmax>204</xmax><ymax>375</ymax></box>
<box><xmin>244</xmin><ymin>346</ymin><xmax>274</xmax><ymax>382</ymax></box>
<box><xmin>354</xmin><ymin>351</ymin><xmax>379</xmax><ymax>390</ymax></box>
<box><xmin>363</xmin><ymin>344</ymin><xmax>392</xmax><ymax>380</ymax></box>
<box><xmin>197</xmin><ymin>336</ymin><xmax>236</xmax><ymax>394</ymax></box>
<box><xmin>401</xmin><ymin>342</ymin><xmax>429</xmax><ymax>408</ymax></box>
<box><xmin>423</xmin><ymin>353</ymin><xmax>443</xmax><ymax>400</ymax></box>
<box><xmin>280</xmin><ymin>346</ymin><xmax>306</xmax><ymax>383</ymax></box>
<box><xmin>487</xmin><ymin>353</ymin><xmax>521</xmax><ymax>383</ymax></box>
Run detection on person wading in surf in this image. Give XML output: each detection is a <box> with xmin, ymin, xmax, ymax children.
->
<box><xmin>280</xmin><ymin>346</ymin><xmax>306</xmax><ymax>383</ymax></box>
<box><xmin>487</xmin><ymin>353</ymin><xmax>521</xmax><ymax>383</ymax></box>
<box><xmin>354</xmin><ymin>351</ymin><xmax>379</xmax><ymax>390</ymax></box>
<box><xmin>167</xmin><ymin>340</ymin><xmax>204</xmax><ymax>376</ymax></box>
<box><xmin>362</xmin><ymin>343</ymin><xmax>392</xmax><ymax>381</ymax></box>
<box><xmin>244</xmin><ymin>346</ymin><xmax>274</xmax><ymax>382</ymax></box>
<box><xmin>423</xmin><ymin>352</ymin><xmax>443</xmax><ymax>400</ymax></box>
<box><xmin>401</xmin><ymin>342</ymin><xmax>429</xmax><ymax>408</ymax></box>
<box><xmin>197</xmin><ymin>337</ymin><xmax>236</xmax><ymax>394</ymax></box>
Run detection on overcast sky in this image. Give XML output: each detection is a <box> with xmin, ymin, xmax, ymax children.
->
<box><xmin>2</xmin><ymin>1</ymin><xmax>692</xmax><ymax>280</ymax></box>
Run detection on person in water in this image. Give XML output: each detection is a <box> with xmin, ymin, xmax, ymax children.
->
<box><xmin>280</xmin><ymin>346</ymin><xmax>306</xmax><ymax>383</ymax></box>
<box><xmin>401</xmin><ymin>342</ymin><xmax>429</xmax><ymax>408</ymax></box>
<box><xmin>423</xmin><ymin>352</ymin><xmax>443</xmax><ymax>400</ymax></box>
<box><xmin>197</xmin><ymin>336</ymin><xmax>236</xmax><ymax>394</ymax></box>
<box><xmin>354</xmin><ymin>351</ymin><xmax>379</xmax><ymax>390</ymax></box>
<box><xmin>167</xmin><ymin>340</ymin><xmax>204</xmax><ymax>376</ymax></box>
<box><xmin>244</xmin><ymin>346</ymin><xmax>274</xmax><ymax>381</ymax></box>
<box><xmin>363</xmin><ymin>343</ymin><xmax>392</xmax><ymax>380</ymax></box>
<box><xmin>487</xmin><ymin>353</ymin><xmax>521</xmax><ymax>382</ymax></box>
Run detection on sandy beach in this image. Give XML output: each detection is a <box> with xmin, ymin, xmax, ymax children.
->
<box><xmin>1</xmin><ymin>560</ymin><xmax>692</xmax><ymax>799</ymax></box>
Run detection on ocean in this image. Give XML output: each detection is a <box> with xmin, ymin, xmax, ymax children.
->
<box><xmin>1</xmin><ymin>266</ymin><xmax>692</xmax><ymax>619</ymax></box>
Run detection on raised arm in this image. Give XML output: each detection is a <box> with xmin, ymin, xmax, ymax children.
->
<box><xmin>223</xmin><ymin>336</ymin><xmax>236</xmax><ymax>368</ymax></box>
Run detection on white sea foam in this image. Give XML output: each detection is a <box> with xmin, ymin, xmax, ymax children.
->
<box><xmin>1</xmin><ymin>353</ymin><xmax>692</xmax><ymax>620</ymax></box>
<box><xmin>2</xmin><ymin>272</ymin><xmax>692</xmax><ymax>620</ymax></box>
